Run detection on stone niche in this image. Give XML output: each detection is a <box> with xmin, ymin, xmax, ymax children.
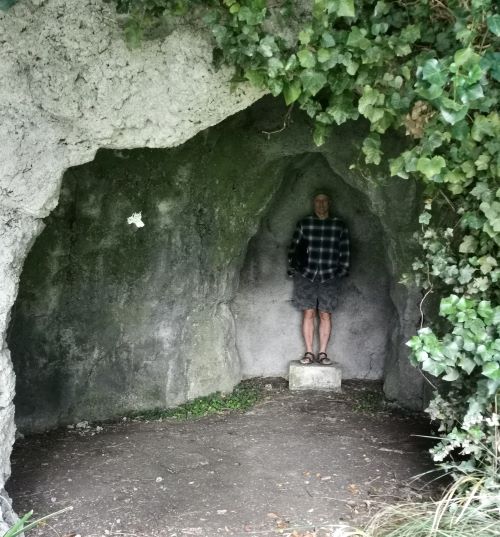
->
<box><xmin>8</xmin><ymin>97</ymin><xmax>424</xmax><ymax>434</ymax></box>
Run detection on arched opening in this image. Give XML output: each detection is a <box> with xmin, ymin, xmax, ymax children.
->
<box><xmin>7</xmin><ymin>97</ymin><xmax>423</xmax><ymax>435</ymax></box>
<box><xmin>234</xmin><ymin>152</ymin><xmax>396</xmax><ymax>381</ymax></box>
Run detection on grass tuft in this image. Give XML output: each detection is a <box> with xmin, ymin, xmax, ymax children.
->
<box><xmin>126</xmin><ymin>380</ymin><xmax>263</xmax><ymax>422</ymax></box>
<box><xmin>335</xmin><ymin>474</ymin><xmax>500</xmax><ymax>537</ymax></box>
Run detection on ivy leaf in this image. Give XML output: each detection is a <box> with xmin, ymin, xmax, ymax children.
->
<box><xmin>443</xmin><ymin>368</ymin><xmax>460</xmax><ymax>382</ymax></box>
<box><xmin>440</xmin><ymin>295</ymin><xmax>459</xmax><ymax>316</ymax></box>
<box><xmin>419</xmin><ymin>211</ymin><xmax>431</xmax><ymax>225</ymax></box>
<box><xmin>475</xmin><ymin>154</ymin><xmax>490</xmax><ymax>171</ymax></box>
<box><xmin>478</xmin><ymin>256</ymin><xmax>497</xmax><ymax>275</ymax></box>
<box><xmin>321</xmin><ymin>32</ymin><xmax>336</xmax><ymax>48</ymax></box>
<box><xmin>245</xmin><ymin>69</ymin><xmax>265</xmax><ymax>87</ymax></box>
<box><xmin>337</xmin><ymin>0</ymin><xmax>355</xmax><ymax>17</ymax></box>
<box><xmin>459</xmin><ymin>235</ymin><xmax>478</xmax><ymax>254</ymax></box>
<box><xmin>472</xmin><ymin>114</ymin><xmax>499</xmax><ymax>142</ymax></box>
<box><xmin>326</xmin><ymin>95</ymin><xmax>359</xmax><ymax>125</ymax></box>
<box><xmin>267</xmin><ymin>78</ymin><xmax>283</xmax><ymax>96</ymax></box>
<box><xmin>362</xmin><ymin>134</ymin><xmax>382</xmax><ymax>165</ymax></box>
<box><xmin>480</xmin><ymin>201</ymin><xmax>500</xmax><ymax>232</ymax></box>
<box><xmin>477</xmin><ymin>300</ymin><xmax>494</xmax><ymax>322</ymax></box>
<box><xmin>487</xmin><ymin>14</ymin><xmax>500</xmax><ymax>36</ymax></box>
<box><xmin>454</xmin><ymin>47</ymin><xmax>480</xmax><ymax>67</ymax></box>
<box><xmin>297</xmin><ymin>49</ymin><xmax>316</xmax><ymax>68</ymax></box>
<box><xmin>440</xmin><ymin>100</ymin><xmax>468</xmax><ymax>125</ymax></box>
<box><xmin>421</xmin><ymin>59</ymin><xmax>446</xmax><ymax>86</ymax></box>
<box><xmin>267</xmin><ymin>57</ymin><xmax>284</xmax><ymax>78</ymax></box>
<box><xmin>470</xmin><ymin>182</ymin><xmax>490</xmax><ymax>200</ymax></box>
<box><xmin>358</xmin><ymin>85</ymin><xmax>385</xmax><ymax>122</ymax></box>
<box><xmin>416</xmin><ymin>156</ymin><xmax>446</xmax><ymax>179</ymax></box>
<box><xmin>458</xmin><ymin>356</ymin><xmax>476</xmax><ymax>375</ymax></box>
<box><xmin>300</xmin><ymin>70</ymin><xmax>327</xmax><ymax>96</ymax></box>
<box><xmin>346</xmin><ymin>27</ymin><xmax>371</xmax><ymax>50</ymax></box>
<box><xmin>458</xmin><ymin>265</ymin><xmax>475</xmax><ymax>284</ymax></box>
<box><xmin>258</xmin><ymin>35</ymin><xmax>277</xmax><ymax>58</ymax></box>
<box><xmin>458</xmin><ymin>83</ymin><xmax>484</xmax><ymax>104</ymax></box>
<box><xmin>317</xmin><ymin>48</ymin><xmax>332</xmax><ymax>63</ymax></box>
<box><xmin>284</xmin><ymin>54</ymin><xmax>299</xmax><ymax>71</ymax></box>
<box><xmin>482</xmin><ymin>362</ymin><xmax>500</xmax><ymax>380</ymax></box>
<box><xmin>283</xmin><ymin>80</ymin><xmax>301</xmax><ymax>105</ymax></box>
<box><xmin>313</xmin><ymin>123</ymin><xmax>327</xmax><ymax>146</ymax></box>
<box><xmin>482</xmin><ymin>51</ymin><xmax>500</xmax><ymax>82</ymax></box>
<box><xmin>298</xmin><ymin>27</ymin><xmax>314</xmax><ymax>45</ymax></box>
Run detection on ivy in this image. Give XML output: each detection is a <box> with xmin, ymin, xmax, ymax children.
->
<box><xmin>116</xmin><ymin>0</ymin><xmax>500</xmax><ymax>484</ymax></box>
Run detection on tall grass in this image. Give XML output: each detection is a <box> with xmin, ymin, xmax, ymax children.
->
<box><xmin>334</xmin><ymin>475</ymin><xmax>500</xmax><ymax>537</ymax></box>
<box><xmin>2</xmin><ymin>506</ymin><xmax>73</xmax><ymax>537</ymax></box>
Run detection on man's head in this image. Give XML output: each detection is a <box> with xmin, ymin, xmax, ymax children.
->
<box><xmin>313</xmin><ymin>190</ymin><xmax>331</xmax><ymax>219</ymax></box>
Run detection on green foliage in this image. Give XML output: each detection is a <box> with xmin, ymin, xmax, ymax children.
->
<box><xmin>337</xmin><ymin>474</ymin><xmax>500</xmax><ymax>537</ymax></box>
<box><xmin>127</xmin><ymin>381</ymin><xmax>263</xmax><ymax>421</ymax></box>
<box><xmin>115</xmin><ymin>0</ymin><xmax>500</xmax><ymax>484</ymax></box>
<box><xmin>2</xmin><ymin>507</ymin><xmax>73</xmax><ymax>537</ymax></box>
<box><xmin>3</xmin><ymin>511</ymin><xmax>34</xmax><ymax>537</ymax></box>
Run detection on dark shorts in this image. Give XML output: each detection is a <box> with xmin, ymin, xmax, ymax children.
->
<box><xmin>292</xmin><ymin>273</ymin><xmax>339</xmax><ymax>313</ymax></box>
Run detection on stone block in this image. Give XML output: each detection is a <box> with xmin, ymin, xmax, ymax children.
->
<box><xmin>288</xmin><ymin>360</ymin><xmax>342</xmax><ymax>392</ymax></box>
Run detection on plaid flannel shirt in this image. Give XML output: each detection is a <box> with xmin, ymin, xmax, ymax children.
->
<box><xmin>288</xmin><ymin>215</ymin><xmax>350</xmax><ymax>283</ymax></box>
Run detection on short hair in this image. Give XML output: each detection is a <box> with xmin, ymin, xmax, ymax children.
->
<box><xmin>312</xmin><ymin>189</ymin><xmax>332</xmax><ymax>200</ymax></box>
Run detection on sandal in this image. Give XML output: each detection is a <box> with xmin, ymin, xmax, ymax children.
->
<box><xmin>300</xmin><ymin>352</ymin><xmax>315</xmax><ymax>365</ymax></box>
<box><xmin>317</xmin><ymin>352</ymin><xmax>332</xmax><ymax>365</ymax></box>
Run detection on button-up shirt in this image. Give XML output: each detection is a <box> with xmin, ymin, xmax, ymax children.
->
<box><xmin>288</xmin><ymin>215</ymin><xmax>350</xmax><ymax>282</ymax></box>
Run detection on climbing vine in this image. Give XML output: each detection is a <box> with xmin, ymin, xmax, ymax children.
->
<box><xmin>116</xmin><ymin>0</ymin><xmax>500</xmax><ymax>483</ymax></box>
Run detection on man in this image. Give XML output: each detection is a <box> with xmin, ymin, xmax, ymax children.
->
<box><xmin>288</xmin><ymin>191</ymin><xmax>350</xmax><ymax>365</ymax></box>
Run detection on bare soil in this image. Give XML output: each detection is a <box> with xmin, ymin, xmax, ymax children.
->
<box><xmin>7</xmin><ymin>380</ymin><xmax>437</xmax><ymax>537</ymax></box>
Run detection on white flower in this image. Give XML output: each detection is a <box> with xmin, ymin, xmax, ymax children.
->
<box><xmin>127</xmin><ymin>212</ymin><xmax>145</xmax><ymax>228</ymax></box>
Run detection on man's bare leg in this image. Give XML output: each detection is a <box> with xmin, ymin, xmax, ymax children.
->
<box><xmin>318</xmin><ymin>310</ymin><xmax>332</xmax><ymax>354</ymax></box>
<box><xmin>302</xmin><ymin>309</ymin><xmax>316</xmax><ymax>354</ymax></box>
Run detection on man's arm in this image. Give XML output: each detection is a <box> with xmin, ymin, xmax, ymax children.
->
<box><xmin>287</xmin><ymin>222</ymin><xmax>303</xmax><ymax>276</ymax></box>
<box><xmin>336</xmin><ymin>225</ymin><xmax>350</xmax><ymax>277</ymax></box>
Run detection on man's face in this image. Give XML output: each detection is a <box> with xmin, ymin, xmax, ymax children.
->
<box><xmin>313</xmin><ymin>194</ymin><xmax>330</xmax><ymax>218</ymax></box>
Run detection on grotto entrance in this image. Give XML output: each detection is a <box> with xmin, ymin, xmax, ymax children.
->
<box><xmin>5</xmin><ymin>95</ymin><xmax>432</xmax><ymax>535</ymax></box>
<box><xmin>7</xmin><ymin>97</ymin><xmax>423</xmax><ymax>434</ymax></box>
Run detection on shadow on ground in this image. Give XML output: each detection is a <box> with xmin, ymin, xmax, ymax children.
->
<box><xmin>8</xmin><ymin>380</ymin><xmax>437</xmax><ymax>537</ymax></box>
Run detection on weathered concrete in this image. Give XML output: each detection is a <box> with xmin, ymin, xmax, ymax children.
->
<box><xmin>289</xmin><ymin>362</ymin><xmax>342</xmax><ymax>392</ymax></box>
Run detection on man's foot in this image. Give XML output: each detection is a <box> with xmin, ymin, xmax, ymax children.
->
<box><xmin>317</xmin><ymin>352</ymin><xmax>332</xmax><ymax>365</ymax></box>
<box><xmin>300</xmin><ymin>352</ymin><xmax>315</xmax><ymax>364</ymax></box>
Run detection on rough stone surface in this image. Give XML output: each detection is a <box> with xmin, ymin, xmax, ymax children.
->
<box><xmin>0</xmin><ymin>0</ymin><xmax>263</xmax><ymax>523</ymax></box>
<box><xmin>9</xmin><ymin>98</ymin><xmax>424</xmax><ymax>436</ymax></box>
<box><xmin>235</xmin><ymin>154</ymin><xmax>395</xmax><ymax>381</ymax></box>
<box><xmin>289</xmin><ymin>362</ymin><xmax>342</xmax><ymax>391</ymax></box>
<box><xmin>8</xmin><ymin>136</ymin><xmax>280</xmax><ymax>431</ymax></box>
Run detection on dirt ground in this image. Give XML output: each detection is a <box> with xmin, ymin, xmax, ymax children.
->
<box><xmin>7</xmin><ymin>380</ymin><xmax>437</xmax><ymax>537</ymax></box>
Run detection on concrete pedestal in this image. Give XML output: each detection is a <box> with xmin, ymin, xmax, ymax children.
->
<box><xmin>288</xmin><ymin>360</ymin><xmax>342</xmax><ymax>392</ymax></box>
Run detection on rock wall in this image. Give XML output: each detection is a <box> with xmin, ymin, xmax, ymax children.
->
<box><xmin>9</xmin><ymin>139</ymin><xmax>284</xmax><ymax>431</ymax></box>
<box><xmin>0</xmin><ymin>0</ymin><xmax>263</xmax><ymax>529</ymax></box>
<box><xmin>234</xmin><ymin>154</ymin><xmax>395</xmax><ymax>380</ymax></box>
<box><xmin>0</xmin><ymin>0</ymin><xmax>424</xmax><ymax>530</ymax></box>
<box><xmin>10</xmin><ymin>97</ymin><xmax>424</xmax><ymax>436</ymax></box>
